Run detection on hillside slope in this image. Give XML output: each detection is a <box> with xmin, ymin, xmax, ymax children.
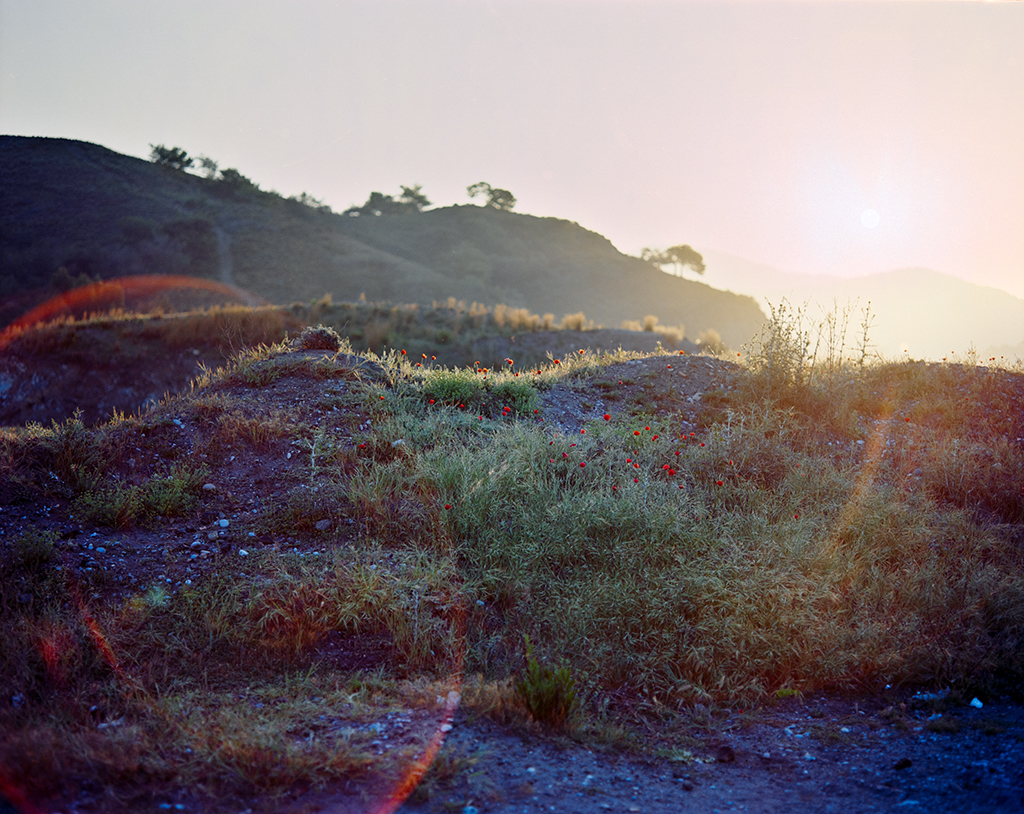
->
<box><xmin>1</xmin><ymin>136</ymin><xmax>765</xmax><ymax>348</ymax></box>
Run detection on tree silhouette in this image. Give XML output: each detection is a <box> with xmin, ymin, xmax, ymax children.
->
<box><xmin>398</xmin><ymin>184</ymin><xmax>431</xmax><ymax>211</ymax></box>
<box><xmin>149</xmin><ymin>144</ymin><xmax>193</xmax><ymax>171</ymax></box>
<box><xmin>641</xmin><ymin>245</ymin><xmax>705</xmax><ymax>277</ymax></box>
<box><xmin>467</xmin><ymin>182</ymin><xmax>516</xmax><ymax>211</ymax></box>
<box><xmin>345</xmin><ymin>185</ymin><xmax>431</xmax><ymax>216</ymax></box>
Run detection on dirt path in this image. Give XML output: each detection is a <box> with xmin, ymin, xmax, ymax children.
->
<box><xmin>394</xmin><ymin>694</ymin><xmax>1023</xmax><ymax>814</ymax></box>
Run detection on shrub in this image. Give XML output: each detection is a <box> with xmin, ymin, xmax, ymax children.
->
<box><xmin>515</xmin><ymin>636</ymin><xmax>578</xmax><ymax>729</ymax></box>
<box><xmin>295</xmin><ymin>324</ymin><xmax>342</xmax><ymax>352</ymax></box>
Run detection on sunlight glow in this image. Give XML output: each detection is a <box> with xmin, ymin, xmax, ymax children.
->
<box><xmin>861</xmin><ymin>209</ymin><xmax>880</xmax><ymax>229</ymax></box>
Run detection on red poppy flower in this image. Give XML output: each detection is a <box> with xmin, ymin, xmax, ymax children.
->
<box><xmin>444</xmin><ymin>504</ymin><xmax>451</xmax><ymax>510</ymax></box>
<box><xmin>634</xmin><ymin>478</ymin><xmax>639</xmax><ymax>483</ymax></box>
<box><xmin>401</xmin><ymin>349</ymin><xmax>406</xmax><ymax>355</ymax></box>
<box><xmin>422</xmin><ymin>353</ymin><xmax>427</xmax><ymax>359</ymax></box>
<box><xmin>700</xmin><ymin>443</ymin><xmax>705</xmax><ymax>447</ymax></box>
<box><xmin>634</xmin><ymin>431</ymin><xmax>641</xmax><ymax>436</ymax></box>
<box><xmin>626</xmin><ymin>458</ymin><xmax>632</xmax><ymax>463</ymax></box>
<box><xmin>652</xmin><ymin>435</ymin><xmax>659</xmax><ymax>441</ymax></box>
<box><xmin>716</xmin><ymin>480</ymin><xmax>724</xmax><ymax>486</ymax></box>
<box><xmin>554</xmin><ymin>359</ymin><xmax>561</xmax><ymax>364</ymax></box>
<box><xmin>645</xmin><ymin>426</ymin><xmax>651</xmax><ymax>431</ymax></box>
<box><xmin>579</xmin><ymin>462</ymin><xmax>586</xmax><ymax>468</ymax></box>
<box><xmin>563</xmin><ymin>452</ymin><xmax>569</xmax><ymax>458</ymax></box>
<box><xmin>612</xmin><ymin>485</ymin><xmax>618</xmax><ymax>491</ymax></box>
<box><xmin>429</xmin><ymin>399</ymin><xmax>435</xmax><ymax>404</ymax></box>
<box><xmin>603</xmin><ymin>414</ymin><xmax>611</xmax><ymax>420</ymax></box>
<box><xmin>794</xmin><ymin>513</ymin><xmax>800</xmax><ymax>519</ymax></box>
<box><xmin>668</xmin><ymin>468</ymin><xmax>676</xmax><ymax>476</ymax></box>
<box><xmin>675</xmin><ymin>450</ymin><xmax>681</xmax><ymax>456</ymax></box>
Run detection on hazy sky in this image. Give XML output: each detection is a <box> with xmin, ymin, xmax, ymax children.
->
<box><xmin>2</xmin><ymin>0</ymin><xmax>1023</xmax><ymax>297</ymax></box>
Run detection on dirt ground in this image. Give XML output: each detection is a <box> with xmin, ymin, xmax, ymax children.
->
<box><xmin>394</xmin><ymin>692</ymin><xmax>1024</xmax><ymax>814</ymax></box>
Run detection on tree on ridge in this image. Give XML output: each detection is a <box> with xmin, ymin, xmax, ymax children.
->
<box><xmin>641</xmin><ymin>244</ymin><xmax>705</xmax><ymax>277</ymax></box>
<box><xmin>467</xmin><ymin>182</ymin><xmax>516</xmax><ymax>211</ymax></box>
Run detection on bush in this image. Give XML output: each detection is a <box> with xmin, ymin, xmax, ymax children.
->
<box><xmin>295</xmin><ymin>324</ymin><xmax>343</xmax><ymax>352</ymax></box>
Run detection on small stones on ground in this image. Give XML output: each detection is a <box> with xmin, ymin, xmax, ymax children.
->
<box><xmin>202</xmin><ymin>483</ymin><xmax>216</xmax><ymax>492</ymax></box>
<box><xmin>315</xmin><ymin>519</ymin><xmax>332</xmax><ymax>532</ymax></box>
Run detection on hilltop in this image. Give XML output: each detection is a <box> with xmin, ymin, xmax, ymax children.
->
<box><xmin>0</xmin><ymin>136</ymin><xmax>765</xmax><ymax>348</ymax></box>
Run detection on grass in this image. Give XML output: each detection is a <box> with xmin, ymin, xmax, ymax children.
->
<box><xmin>2</xmin><ymin>302</ymin><xmax>1024</xmax><ymax>804</ymax></box>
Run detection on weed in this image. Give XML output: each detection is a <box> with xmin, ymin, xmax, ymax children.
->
<box><xmin>13</xmin><ymin>528</ymin><xmax>59</xmax><ymax>569</ymax></box>
<box><xmin>72</xmin><ymin>463</ymin><xmax>208</xmax><ymax>528</ymax></box>
<box><xmin>515</xmin><ymin>636</ymin><xmax>578</xmax><ymax>729</ymax></box>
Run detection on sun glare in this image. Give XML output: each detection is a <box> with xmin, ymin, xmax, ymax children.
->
<box><xmin>860</xmin><ymin>209</ymin><xmax>880</xmax><ymax>229</ymax></box>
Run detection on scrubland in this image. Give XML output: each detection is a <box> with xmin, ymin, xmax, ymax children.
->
<box><xmin>1</xmin><ymin>302</ymin><xmax>1022</xmax><ymax>810</ymax></box>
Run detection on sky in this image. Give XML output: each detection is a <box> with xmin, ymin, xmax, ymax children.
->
<box><xmin>2</xmin><ymin>0</ymin><xmax>1023</xmax><ymax>298</ymax></box>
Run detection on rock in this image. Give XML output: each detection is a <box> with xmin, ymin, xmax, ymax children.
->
<box><xmin>315</xmin><ymin>519</ymin><xmax>332</xmax><ymax>532</ymax></box>
<box><xmin>894</xmin><ymin>757</ymin><xmax>913</xmax><ymax>770</ymax></box>
<box><xmin>202</xmin><ymin>483</ymin><xmax>216</xmax><ymax>492</ymax></box>
<box><xmin>716</xmin><ymin>745</ymin><xmax>736</xmax><ymax>763</ymax></box>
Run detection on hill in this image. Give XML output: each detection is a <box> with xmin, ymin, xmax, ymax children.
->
<box><xmin>0</xmin><ymin>136</ymin><xmax>765</xmax><ymax>348</ymax></box>
<box><xmin>701</xmin><ymin>249</ymin><xmax>1024</xmax><ymax>361</ymax></box>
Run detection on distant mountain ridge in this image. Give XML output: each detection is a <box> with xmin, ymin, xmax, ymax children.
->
<box><xmin>0</xmin><ymin>136</ymin><xmax>765</xmax><ymax>349</ymax></box>
<box><xmin>701</xmin><ymin>249</ymin><xmax>1024</xmax><ymax>361</ymax></box>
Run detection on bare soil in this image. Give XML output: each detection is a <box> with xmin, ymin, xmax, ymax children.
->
<box><xmin>2</xmin><ymin>344</ymin><xmax>1022</xmax><ymax>814</ymax></box>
